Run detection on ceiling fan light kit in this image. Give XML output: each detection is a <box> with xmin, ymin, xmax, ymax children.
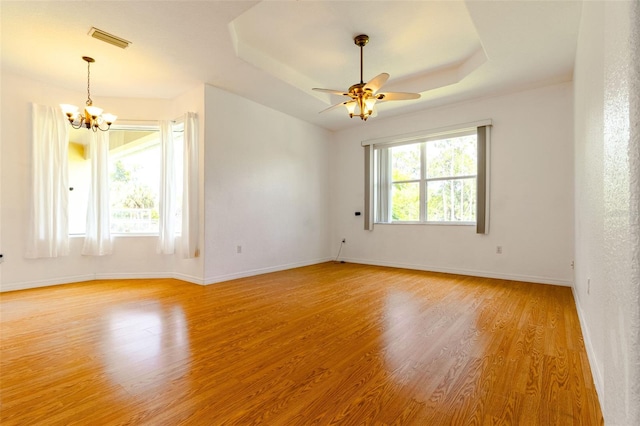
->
<box><xmin>313</xmin><ymin>34</ymin><xmax>420</xmax><ymax>121</ymax></box>
<box><xmin>60</xmin><ymin>56</ymin><xmax>117</xmax><ymax>132</ymax></box>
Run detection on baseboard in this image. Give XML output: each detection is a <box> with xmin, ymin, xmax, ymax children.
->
<box><xmin>204</xmin><ymin>257</ymin><xmax>334</xmax><ymax>285</ymax></box>
<box><xmin>1</xmin><ymin>272</ymin><xmax>204</xmax><ymax>292</ymax></box>
<box><xmin>1</xmin><ymin>257</ymin><xmax>570</xmax><ymax>292</ymax></box>
<box><xmin>94</xmin><ymin>271</ymin><xmax>205</xmax><ymax>285</ymax></box>
<box><xmin>173</xmin><ymin>272</ymin><xmax>206</xmax><ymax>285</ymax></box>
<box><xmin>1</xmin><ymin>274</ymin><xmax>95</xmax><ymax>292</ymax></box>
<box><xmin>572</xmin><ymin>289</ymin><xmax>605</xmax><ymax>406</ymax></box>
<box><xmin>94</xmin><ymin>272</ymin><xmax>174</xmax><ymax>280</ymax></box>
<box><xmin>338</xmin><ymin>257</ymin><xmax>573</xmax><ymax>286</ymax></box>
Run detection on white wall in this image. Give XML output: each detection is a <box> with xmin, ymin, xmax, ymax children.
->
<box><xmin>331</xmin><ymin>82</ymin><xmax>574</xmax><ymax>285</ymax></box>
<box><xmin>573</xmin><ymin>1</ymin><xmax>640</xmax><ymax>424</ymax></box>
<box><xmin>0</xmin><ymin>72</ymin><xmax>204</xmax><ymax>290</ymax></box>
<box><xmin>202</xmin><ymin>85</ymin><xmax>333</xmax><ymax>283</ymax></box>
<box><xmin>0</xmin><ymin>72</ymin><xmax>333</xmax><ymax>290</ymax></box>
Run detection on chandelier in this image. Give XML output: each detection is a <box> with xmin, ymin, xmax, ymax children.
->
<box><xmin>60</xmin><ymin>56</ymin><xmax>116</xmax><ymax>132</ymax></box>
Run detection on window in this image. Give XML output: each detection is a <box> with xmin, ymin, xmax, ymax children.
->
<box><xmin>68</xmin><ymin>140</ymin><xmax>91</xmax><ymax>235</ymax></box>
<box><xmin>384</xmin><ymin>132</ymin><xmax>477</xmax><ymax>223</ymax></box>
<box><xmin>365</xmin><ymin>123</ymin><xmax>490</xmax><ymax>232</ymax></box>
<box><xmin>67</xmin><ymin>125</ymin><xmax>183</xmax><ymax>235</ymax></box>
<box><xmin>109</xmin><ymin>129</ymin><xmax>161</xmax><ymax>233</ymax></box>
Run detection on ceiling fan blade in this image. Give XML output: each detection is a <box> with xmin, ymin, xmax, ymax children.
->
<box><xmin>319</xmin><ymin>100</ymin><xmax>353</xmax><ymax>114</ymax></box>
<box><xmin>375</xmin><ymin>92</ymin><xmax>421</xmax><ymax>101</ymax></box>
<box><xmin>364</xmin><ymin>73</ymin><xmax>389</xmax><ymax>93</ymax></box>
<box><xmin>312</xmin><ymin>88</ymin><xmax>351</xmax><ymax>97</ymax></box>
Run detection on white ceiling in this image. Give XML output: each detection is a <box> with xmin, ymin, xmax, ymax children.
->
<box><xmin>1</xmin><ymin>1</ymin><xmax>582</xmax><ymax>131</ymax></box>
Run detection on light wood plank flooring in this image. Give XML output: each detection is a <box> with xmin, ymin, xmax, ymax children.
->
<box><xmin>0</xmin><ymin>262</ymin><xmax>603</xmax><ymax>425</ymax></box>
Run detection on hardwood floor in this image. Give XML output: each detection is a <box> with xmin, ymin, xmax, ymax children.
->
<box><xmin>0</xmin><ymin>262</ymin><xmax>603</xmax><ymax>425</ymax></box>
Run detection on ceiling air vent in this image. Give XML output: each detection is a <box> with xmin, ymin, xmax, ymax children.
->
<box><xmin>88</xmin><ymin>27</ymin><xmax>131</xmax><ymax>49</ymax></box>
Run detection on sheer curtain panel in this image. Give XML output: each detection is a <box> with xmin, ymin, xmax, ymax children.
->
<box><xmin>181</xmin><ymin>112</ymin><xmax>199</xmax><ymax>258</ymax></box>
<box><xmin>26</xmin><ymin>104</ymin><xmax>70</xmax><ymax>258</ymax></box>
<box><xmin>157</xmin><ymin>120</ymin><xmax>176</xmax><ymax>254</ymax></box>
<box><xmin>82</xmin><ymin>131</ymin><xmax>112</xmax><ymax>255</ymax></box>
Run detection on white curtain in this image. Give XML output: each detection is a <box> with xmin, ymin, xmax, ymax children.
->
<box><xmin>82</xmin><ymin>131</ymin><xmax>112</xmax><ymax>255</ymax></box>
<box><xmin>157</xmin><ymin>120</ymin><xmax>175</xmax><ymax>254</ymax></box>
<box><xmin>181</xmin><ymin>112</ymin><xmax>199</xmax><ymax>258</ymax></box>
<box><xmin>26</xmin><ymin>104</ymin><xmax>70</xmax><ymax>258</ymax></box>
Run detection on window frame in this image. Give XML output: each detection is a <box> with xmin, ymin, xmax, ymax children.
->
<box><xmin>387</xmin><ymin>134</ymin><xmax>478</xmax><ymax>225</ymax></box>
<box><xmin>108</xmin><ymin>126</ymin><xmax>162</xmax><ymax>236</ymax></box>
<box><xmin>363</xmin><ymin>120</ymin><xmax>491</xmax><ymax>233</ymax></box>
<box><xmin>67</xmin><ymin>121</ymin><xmax>183</xmax><ymax>237</ymax></box>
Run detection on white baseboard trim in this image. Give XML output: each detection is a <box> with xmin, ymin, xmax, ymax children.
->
<box><xmin>1</xmin><ymin>272</ymin><xmax>204</xmax><ymax>292</ymax></box>
<box><xmin>94</xmin><ymin>272</ymin><xmax>174</xmax><ymax>280</ymax></box>
<box><xmin>572</xmin><ymin>290</ymin><xmax>604</xmax><ymax>406</ymax></box>
<box><xmin>1</xmin><ymin>257</ymin><xmax>570</xmax><ymax>291</ymax></box>
<box><xmin>1</xmin><ymin>274</ymin><xmax>95</xmax><ymax>292</ymax></box>
<box><xmin>204</xmin><ymin>257</ymin><xmax>334</xmax><ymax>285</ymax></box>
<box><xmin>93</xmin><ymin>272</ymin><xmax>206</xmax><ymax>285</ymax></box>
<box><xmin>338</xmin><ymin>257</ymin><xmax>573</xmax><ymax>286</ymax></box>
<box><xmin>173</xmin><ymin>272</ymin><xmax>206</xmax><ymax>285</ymax></box>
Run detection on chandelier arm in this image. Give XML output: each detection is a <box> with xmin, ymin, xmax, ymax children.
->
<box><xmin>96</xmin><ymin>121</ymin><xmax>111</xmax><ymax>132</ymax></box>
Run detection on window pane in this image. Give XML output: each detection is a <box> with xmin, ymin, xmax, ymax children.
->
<box><xmin>109</xmin><ymin>130</ymin><xmax>160</xmax><ymax>233</ymax></box>
<box><xmin>391</xmin><ymin>144</ymin><xmax>420</xmax><ymax>181</ymax></box>
<box><xmin>426</xmin><ymin>135</ymin><xmax>476</xmax><ymax>179</ymax></box>
<box><xmin>68</xmin><ymin>141</ymin><xmax>90</xmax><ymax>234</ymax></box>
<box><xmin>392</xmin><ymin>182</ymin><xmax>420</xmax><ymax>221</ymax></box>
<box><xmin>427</xmin><ymin>178</ymin><xmax>476</xmax><ymax>222</ymax></box>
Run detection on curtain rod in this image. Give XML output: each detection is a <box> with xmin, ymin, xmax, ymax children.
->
<box><xmin>361</xmin><ymin>119</ymin><xmax>492</xmax><ymax>147</ymax></box>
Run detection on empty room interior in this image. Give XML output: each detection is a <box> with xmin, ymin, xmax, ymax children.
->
<box><xmin>1</xmin><ymin>1</ymin><xmax>638</xmax><ymax>425</ymax></box>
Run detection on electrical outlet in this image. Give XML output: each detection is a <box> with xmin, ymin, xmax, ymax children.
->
<box><xmin>342</xmin><ymin>238</ymin><xmax>346</xmax><ymax>243</ymax></box>
<box><xmin>496</xmin><ymin>246</ymin><xmax>502</xmax><ymax>254</ymax></box>
<box><xmin>236</xmin><ymin>245</ymin><xmax>242</xmax><ymax>254</ymax></box>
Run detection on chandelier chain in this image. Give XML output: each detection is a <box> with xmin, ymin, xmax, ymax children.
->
<box><xmin>86</xmin><ymin>59</ymin><xmax>92</xmax><ymax>106</ymax></box>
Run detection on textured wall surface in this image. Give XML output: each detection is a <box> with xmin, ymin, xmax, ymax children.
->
<box><xmin>629</xmin><ymin>0</ymin><xmax>640</xmax><ymax>418</ymax></box>
<box><xmin>574</xmin><ymin>1</ymin><xmax>640</xmax><ymax>424</ymax></box>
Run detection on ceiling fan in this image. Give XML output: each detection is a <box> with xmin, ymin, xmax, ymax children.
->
<box><xmin>313</xmin><ymin>34</ymin><xmax>421</xmax><ymax>121</ymax></box>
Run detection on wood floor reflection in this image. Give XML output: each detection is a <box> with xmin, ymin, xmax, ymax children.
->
<box><xmin>0</xmin><ymin>262</ymin><xmax>603</xmax><ymax>425</ymax></box>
